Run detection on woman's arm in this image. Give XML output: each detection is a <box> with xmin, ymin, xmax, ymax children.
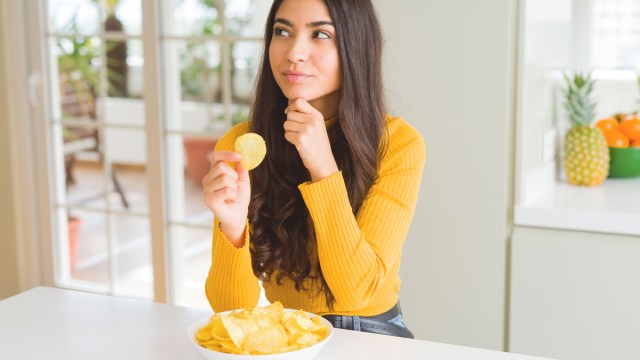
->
<box><xmin>299</xmin><ymin>119</ymin><xmax>426</xmax><ymax>310</ymax></box>
<box><xmin>205</xmin><ymin>219</ymin><xmax>260</xmax><ymax>312</ymax></box>
<box><xmin>203</xmin><ymin>123</ymin><xmax>260</xmax><ymax>312</ymax></box>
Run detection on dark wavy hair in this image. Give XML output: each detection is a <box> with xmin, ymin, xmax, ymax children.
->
<box><xmin>249</xmin><ymin>0</ymin><xmax>387</xmax><ymax>309</ymax></box>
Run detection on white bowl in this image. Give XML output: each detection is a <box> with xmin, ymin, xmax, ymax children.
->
<box><xmin>187</xmin><ymin>309</ymin><xmax>334</xmax><ymax>360</ymax></box>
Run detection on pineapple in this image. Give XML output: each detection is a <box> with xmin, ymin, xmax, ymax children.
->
<box><xmin>562</xmin><ymin>72</ymin><xmax>609</xmax><ymax>186</ymax></box>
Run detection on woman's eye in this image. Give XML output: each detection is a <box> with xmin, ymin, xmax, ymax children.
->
<box><xmin>314</xmin><ymin>31</ymin><xmax>331</xmax><ymax>40</ymax></box>
<box><xmin>273</xmin><ymin>27</ymin><xmax>290</xmax><ymax>37</ymax></box>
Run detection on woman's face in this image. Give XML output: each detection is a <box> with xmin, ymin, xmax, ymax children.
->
<box><xmin>269</xmin><ymin>0</ymin><xmax>341</xmax><ymax>106</ymax></box>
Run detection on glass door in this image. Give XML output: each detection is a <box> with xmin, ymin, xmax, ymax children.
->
<box><xmin>40</xmin><ymin>0</ymin><xmax>268</xmax><ymax>307</ymax></box>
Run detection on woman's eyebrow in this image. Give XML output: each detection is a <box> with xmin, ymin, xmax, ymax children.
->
<box><xmin>274</xmin><ymin>18</ymin><xmax>335</xmax><ymax>28</ymax></box>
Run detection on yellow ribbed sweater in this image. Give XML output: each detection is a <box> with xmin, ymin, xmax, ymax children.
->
<box><xmin>205</xmin><ymin>115</ymin><xmax>425</xmax><ymax>317</ymax></box>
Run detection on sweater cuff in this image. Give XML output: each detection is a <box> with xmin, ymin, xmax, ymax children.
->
<box><xmin>298</xmin><ymin>171</ymin><xmax>354</xmax><ymax>222</ymax></box>
<box><xmin>208</xmin><ymin>219</ymin><xmax>258</xmax><ymax>311</ymax></box>
<box><xmin>212</xmin><ymin>219</ymin><xmax>251</xmax><ymax>261</ymax></box>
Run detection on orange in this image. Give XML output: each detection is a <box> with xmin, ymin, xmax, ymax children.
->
<box><xmin>606</xmin><ymin>131</ymin><xmax>629</xmax><ymax>148</ymax></box>
<box><xmin>595</xmin><ymin>117</ymin><xmax>618</xmax><ymax>134</ymax></box>
<box><xmin>619</xmin><ymin>117</ymin><xmax>640</xmax><ymax>141</ymax></box>
<box><xmin>613</xmin><ymin>113</ymin><xmax>630</xmax><ymax>123</ymax></box>
<box><xmin>631</xmin><ymin>138</ymin><xmax>640</xmax><ymax>148</ymax></box>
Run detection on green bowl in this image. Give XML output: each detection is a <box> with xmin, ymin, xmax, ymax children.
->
<box><xmin>609</xmin><ymin>147</ymin><xmax>640</xmax><ymax>178</ymax></box>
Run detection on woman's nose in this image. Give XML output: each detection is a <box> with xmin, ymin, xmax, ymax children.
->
<box><xmin>287</xmin><ymin>39</ymin><xmax>309</xmax><ymax>63</ymax></box>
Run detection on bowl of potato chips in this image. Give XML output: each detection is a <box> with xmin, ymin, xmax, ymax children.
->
<box><xmin>188</xmin><ymin>301</ymin><xmax>333</xmax><ymax>359</ymax></box>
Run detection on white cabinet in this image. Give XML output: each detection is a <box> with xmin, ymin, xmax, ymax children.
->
<box><xmin>510</xmin><ymin>226</ymin><xmax>640</xmax><ymax>360</ymax></box>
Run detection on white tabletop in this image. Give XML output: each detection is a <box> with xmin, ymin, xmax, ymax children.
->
<box><xmin>0</xmin><ymin>287</ymin><xmax>553</xmax><ymax>360</ymax></box>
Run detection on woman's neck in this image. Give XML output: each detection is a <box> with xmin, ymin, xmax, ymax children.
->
<box><xmin>308</xmin><ymin>90</ymin><xmax>340</xmax><ymax>120</ymax></box>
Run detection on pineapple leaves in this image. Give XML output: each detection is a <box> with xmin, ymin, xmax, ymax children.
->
<box><xmin>563</xmin><ymin>72</ymin><xmax>596</xmax><ymax>127</ymax></box>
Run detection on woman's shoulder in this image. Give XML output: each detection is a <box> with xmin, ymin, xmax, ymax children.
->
<box><xmin>384</xmin><ymin>115</ymin><xmax>425</xmax><ymax>154</ymax></box>
<box><xmin>214</xmin><ymin>121</ymin><xmax>252</xmax><ymax>151</ymax></box>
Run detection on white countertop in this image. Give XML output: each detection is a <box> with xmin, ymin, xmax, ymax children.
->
<box><xmin>0</xmin><ymin>287</ymin><xmax>553</xmax><ymax>360</ymax></box>
<box><xmin>515</xmin><ymin>177</ymin><xmax>640</xmax><ymax>236</ymax></box>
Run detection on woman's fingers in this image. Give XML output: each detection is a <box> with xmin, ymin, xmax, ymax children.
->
<box><xmin>205</xmin><ymin>173</ymin><xmax>239</xmax><ymax>194</ymax></box>
<box><xmin>204</xmin><ymin>177</ymin><xmax>239</xmax><ymax>209</ymax></box>
<box><xmin>283</xmin><ymin>119</ymin><xmax>304</xmax><ymax>133</ymax></box>
<box><xmin>202</xmin><ymin>160</ymin><xmax>238</xmax><ymax>186</ymax></box>
<box><xmin>285</xmin><ymin>98</ymin><xmax>317</xmax><ymax>115</ymax></box>
<box><xmin>210</xmin><ymin>150</ymin><xmax>242</xmax><ymax>166</ymax></box>
<box><xmin>203</xmin><ymin>152</ymin><xmax>242</xmax><ymax>202</ymax></box>
<box><xmin>283</xmin><ymin>130</ymin><xmax>299</xmax><ymax>145</ymax></box>
<box><xmin>235</xmin><ymin>160</ymin><xmax>249</xmax><ymax>184</ymax></box>
<box><xmin>202</xmin><ymin>150</ymin><xmax>250</xmax><ymax>236</ymax></box>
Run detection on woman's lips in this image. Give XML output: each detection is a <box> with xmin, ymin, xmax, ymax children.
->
<box><xmin>283</xmin><ymin>70</ymin><xmax>311</xmax><ymax>83</ymax></box>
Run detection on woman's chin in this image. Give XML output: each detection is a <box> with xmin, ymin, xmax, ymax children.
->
<box><xmin>284</xmin><ymin>92</ymin><xmax>308</xmax><ymax>101</ymax></box>
<box><xmin>281</xmin><ymin>88</ymin><xmax>316</xmax><ymax>102</ymax></box>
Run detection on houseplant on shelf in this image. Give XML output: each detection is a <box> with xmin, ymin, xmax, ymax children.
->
<box><xmin>56</xmin><ymin>3</ymin><xmax>128</xmax><ymax>269</ymax></box>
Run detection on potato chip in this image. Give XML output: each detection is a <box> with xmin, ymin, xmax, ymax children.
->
<box><xmin>296</xmin><ymin>331</ymin><xmax>322</xmax><ymax>346</ymax></box>
<box><xmin>234</xmin><ymin>133</ymin><xmax>266</xmax><ymax>170</ymax></box>
<box><xmin>243</xmin><ymin>325</ymin><xmax>287</xmax><ymax>354</ymax></box>
<box><xmin>196</xmin><ymin>320</ymin><xmax>213</xmax><ymax>342</ymax></box>
<box><xmin>221</xmin><ymin>316</ymin><xmax>252</xmax><ymax>349</ymax></box>
<box><xmin>194</xmin><ymin>301</ymin><xmax>329</xmax><ymax>355</ymax></box>
<box><xmin>249</xmin><ymin>301</ymin><xmax>284</xmax><ymax>322</ymax></box>
<box><xmin>295</xmin><ymin>315</ymin><xmax>316</xmax><ymax>331</ymax></box>
<box><xmin>210</xmin><ymin>316</ymin><xmax>228</xmax><ymax>339</ymax></box>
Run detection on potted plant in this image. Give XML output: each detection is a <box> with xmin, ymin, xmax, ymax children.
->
<box><xmin>180</xmin><ymin>36</ymin><xmax>225</xmax><ymax>186</ymax></box>
<box><xmin>181</xmin><ymin>0</ymin><xmax>254</xmax><ymax>186</ymax></box>
<box><xmin>67</xmin><ymin>214</ymin><xmax>82</xmax><ymax>270</ymax></box>
<box><xmin>180</xmin><ymin>0</ymin><xmax>220</xmax><ymax>186</ymax></box>
<box><xmin>102</xmin><ymin>0</ymin><xmax>128</xmax><ymax>97</ymax></box>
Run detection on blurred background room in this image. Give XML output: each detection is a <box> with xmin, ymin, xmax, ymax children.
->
<box><xmin>1</xmin><ymin>1</ymin><xmax>639</xmax><ymax>359</ymax></box>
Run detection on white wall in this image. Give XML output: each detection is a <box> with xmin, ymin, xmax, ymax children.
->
<box><xmin>373</xmin><ymin>0</ymin><xmax>517</xmax><ymax>350</ymax></box>
<box><xmin>517</xmin><ymin>0</ymin><xmax>572</xmax><ymax>203</ymax></box>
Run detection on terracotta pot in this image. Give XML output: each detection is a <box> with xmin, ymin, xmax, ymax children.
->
<box><xmin>183</xmin><ymin>137</ymin><xmax>218</xmax><ymax>187</ymax></box>
<box><xmin>68</xmin><ymin>216</ymin><xmax>82</xmax><ymax>270</ymax></box>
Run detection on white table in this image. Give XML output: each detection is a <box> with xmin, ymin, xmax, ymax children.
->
<box><xmin>0</xmin><ymin>287</ymin><xmax>553</xmax><ymax>360</ymax></box>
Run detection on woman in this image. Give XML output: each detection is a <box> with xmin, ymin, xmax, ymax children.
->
<box><xmin>203</xmin><ymin>0</ymin><xmax>425</xmax><ymax>339</ymax></box>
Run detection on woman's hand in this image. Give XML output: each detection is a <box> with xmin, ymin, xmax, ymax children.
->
<box><xmin>283</xmin><ymin>98</ymin><xmax>339</xmax><ymax>181</ymax></box>
<box><xmin>202</xmin><ymin>151</ymin><xmax>250</xmax><ymax>246</ymax></box>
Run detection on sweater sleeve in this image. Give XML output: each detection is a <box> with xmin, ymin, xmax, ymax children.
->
<box><xmin>204</xmin><ymin>122</ymin><xmax>260</xmax><ymax>312</ymax></box>
<box><xmin>205</xmin><ymin>219</ymin><xmax>260</xmax><ymax>312</ymax></box>
<box><xmin>298</xmin><ymin>128</ymin><xmax>426</xmax><ymax>310</ymax></box>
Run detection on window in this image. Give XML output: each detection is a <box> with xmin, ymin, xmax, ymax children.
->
<box><xmin>592</xmin><ymin>0</ymin><xmax>640</xmax><ymax>70</ymax></box>
<box><xmin>514</xmin><ymin>0</ymin><xmax>640</xmax><ymax>237</ymax></box>
<box><xmin>40</xmin><ymin>0</ymin><xmax>268</xmax><ymax>308</ymax></box>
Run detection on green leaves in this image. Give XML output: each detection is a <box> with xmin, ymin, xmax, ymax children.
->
<box><xmin>563</xmin><ymin>72</ymin><xmax>597</xmax><ymax>127</ymax></box>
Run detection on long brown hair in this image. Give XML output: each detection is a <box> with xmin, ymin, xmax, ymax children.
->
<box><xmin>249</xmin><ymin>0</ymin><xmax>386</xmax><ymax>309</ymax></box>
